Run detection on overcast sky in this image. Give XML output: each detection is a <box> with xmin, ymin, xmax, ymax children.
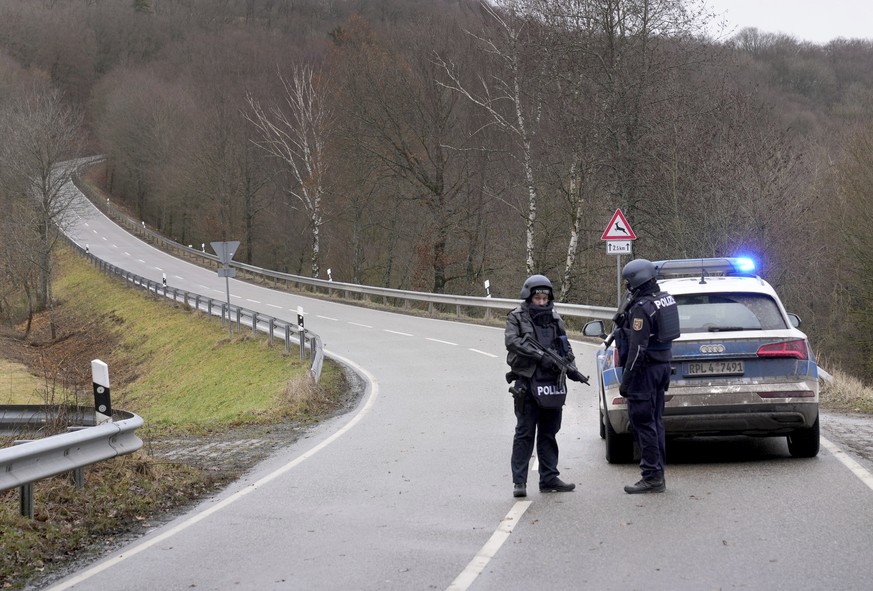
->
<box><xmin>703</xmin><ymin>0</ymin><xmax>873</xmax><ymax>44</ymax></box>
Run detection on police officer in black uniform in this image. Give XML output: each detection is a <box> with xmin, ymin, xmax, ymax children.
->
<box><xmin>616</xmin><ymin>259</ymin><xmax>679</xmax><ymax>494</ymax></box>
<box><xmin>505</xmin><ymin>274</ymin><xmax>586</xmax><ymax>498</ymax></box>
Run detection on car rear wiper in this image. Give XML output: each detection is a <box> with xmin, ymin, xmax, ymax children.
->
<box><xmin>707</xmin><ymin>326</ymin><xmax>755</xmax><ymax>332</ymax></box>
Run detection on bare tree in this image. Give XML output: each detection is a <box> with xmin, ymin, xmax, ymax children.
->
<box><xmin>331</xmin><ymin>16</ymin><xmax>486</xmax><ymax>293</ymax></box>
<box><xmin>0</xmin><ymin>84</ymin><xmax>84</xmax><ymax>339</ymax></box>
<box><xmin>438</xmin><ymin>0</ymin><xmax>550</xmax><ymax>277</ymax></box>
<box><xmin>246</xmin><ymin>65</ymin><xmax>333</xmax><ymax>278</ymax></box>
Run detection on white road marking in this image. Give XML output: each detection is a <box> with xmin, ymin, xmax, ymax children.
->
<box><xmin>348</xmin><ymin>322</ymin><xmax>372</xmax><ymax>328</ymax></box>
<box><xmin>137</xmin><ymin>259</ymin><xmax>145</xmax><ymax>263</ymax></box>
<box><xmin>45</xmin><ymin>352</ymin><xmax>379</xmax><ymax>591</ymax></box>
<box><xmin>173</xmin><ymin>275</ymin><xmax>183</xmax><ymax>280</ymax></box>
<box><xmin>427</xmin><ymin>338</ymin><xmax>458</xmax><ymax>346</ymax></box>
<box><xmin>246</xmin><ymin>299</ymin><xmax>260</xmax><ymax>304</ymax></box>
<box><xmin>267</xmin><ymin>304</ymin><xmax>283</xmax><ymax>309</ymax></box>
<box><xmin>822</xmin><ymin>436</ymin><xmax>873</xmax><ymax>492</ymax></box>
<box><xmin>446</xmin><ymin>501</ymin><xmax>532</xmax><ymax>591</ymax></box>
<box><xmin>317</xmin><ymin>315</ymin><xmax>338</xmax><ymax>321</ymax></box>
<box><xmin>384</xmin><ymin>329</ymin><xmax>414</xmax><ymax>337</ymax></box>
<box><xmin>123</xmin><ymin>252</ymin><xmax>130</xmax><ymax>256</ymax></box>
<box><xmin>155</xmin><ymin>267</ymin><xmax>163</xmax><ymax>272</ymax></box>
<box><xmin>469</xmin><ymin>348</ymin><xmax>498</xmax><ymax>358</ymax></box>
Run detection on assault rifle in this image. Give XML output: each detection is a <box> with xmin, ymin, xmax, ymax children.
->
<box><xmin>528</xmin><ymin>338</ymin><xmax>589</xmax><ymax>385</ymax></box>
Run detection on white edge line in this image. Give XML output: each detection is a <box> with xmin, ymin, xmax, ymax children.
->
<box><xmin>446</xmin><ymin>501</ymin><xmax>532</xmax><ymax>591</ymax></box>
<box><xmin>426</xmin><ymin>338</ymin><xmax>458</xmax><ymax>346</ymax></box>
<box><xmin>821</xmin><ymin>435</ymin><xmax>873</xmax><ymax>492</ymax></box>
<box><xmin>469</xmin><ymin>348</ymin><xmax>498</xmax><ymax>358</ymax></box>
<box><xmin>46</xmin><ymin>351</ymin><xmax>378</xmax><ymax>591</ymax></box>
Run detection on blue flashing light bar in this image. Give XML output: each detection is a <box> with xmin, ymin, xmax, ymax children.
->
<box><xmin>653</xmin><ymin>257</ymin><xmax>757</xmax><ymax>278</ymax></box>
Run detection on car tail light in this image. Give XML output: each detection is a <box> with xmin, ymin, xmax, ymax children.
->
<box><xmin>757</xmin><ymin>339</ymin><xmax>808</xmax><ymax>360</ymax></box>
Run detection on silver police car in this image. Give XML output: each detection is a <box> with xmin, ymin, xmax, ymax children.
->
<box><xmin>584</xmin><ymin>257</ymin><xmax>820</xmax><ymax>463</ymax></box>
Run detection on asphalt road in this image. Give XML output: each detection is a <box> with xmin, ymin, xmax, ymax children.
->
<box><xmin>47</xmin><ymin>178</ymin><xmax>873</xmax><ymax>591</ymax></box>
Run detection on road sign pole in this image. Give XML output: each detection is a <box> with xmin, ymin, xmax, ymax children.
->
<box><xmin>211</xmin><ymin>241</ymin><xmax>240</xmax><ymax>338</ymax></box>
<box><xmin>616</xmin><ymin>255</ymin><xmax>622</xmax><ymax>308</ymax></box>
<box><xmin>225</xmin><ymin>273</ymin><xmax>232</xmax><ymax>337</ymax></box>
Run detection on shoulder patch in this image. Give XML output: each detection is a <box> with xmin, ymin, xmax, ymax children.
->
<box><xmin>632</xmin><ymin>318</ymin><xmax>643</xmax><ymax>331</ymax></box>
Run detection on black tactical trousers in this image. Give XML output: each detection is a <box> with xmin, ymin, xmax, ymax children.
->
<box><xmin>511</xmin><ymin>392</ymin><xmax>563</xmax><ymax>485</ymax></box>
<box><xmin>626</xmin><ymin>361</ymin><xmax>671</xmax><ymax>482</ymax></box>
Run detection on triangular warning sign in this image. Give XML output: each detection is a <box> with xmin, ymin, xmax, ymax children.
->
<box><xmin>601</xmin><ymin>209</ymin><xmax>636</xmax><ymax>240</ymax></box>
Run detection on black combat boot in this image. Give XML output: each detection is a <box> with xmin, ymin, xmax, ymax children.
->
<box><xmin>539</xmin><ymin>478</ymin><xmax>575</xmax><ymax>493</ymax></box>
<box><xmin>624</xmin><ymin>478</ymin><xmax>666</xmax><ymax>494</ymax></box>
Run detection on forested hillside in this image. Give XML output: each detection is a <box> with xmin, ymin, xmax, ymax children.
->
<box><xmin>1</xmin><ymin>0</ymin><xmax>873</xmax><ymax>381</ymax></box>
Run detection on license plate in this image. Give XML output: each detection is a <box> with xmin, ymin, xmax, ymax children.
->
<box><xmin>686</xmin><ymin>360</ymin><xmax>745</xmax><ymax>376</ymax></box>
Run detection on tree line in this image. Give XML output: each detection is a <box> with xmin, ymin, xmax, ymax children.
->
<box><xmin>1</xmin><ymin>0</ymin><xmax>872</xmax><ymax>381</ymax></box>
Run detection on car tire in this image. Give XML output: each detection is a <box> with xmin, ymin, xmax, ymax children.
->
<box><xmin>599</xmin><ymin>409</ymin><xmax>606</xmax><ymax>439</ymax></box>
<box><xmin>787</xmin><ymin>413</ymin><xmax>820</xmax><ymax>458</ymax></box>
<box><xmin>604</xmin><ymin>413</ymin><xmax>634</xmax><ymax>464</ymax></box>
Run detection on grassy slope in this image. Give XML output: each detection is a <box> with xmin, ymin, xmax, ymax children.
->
<box><xmin>49</xmin><ymin>248</ymin><xmax>341</xmax><ymax>428</ymax></box>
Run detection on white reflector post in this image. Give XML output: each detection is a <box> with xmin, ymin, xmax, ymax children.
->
<box><xmin>91</xmin><ymin>359</ymin><xmax>112</xmax><ymax>424</ymax></box>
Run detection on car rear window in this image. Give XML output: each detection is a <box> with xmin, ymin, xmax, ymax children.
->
<box><xmin>673</xmin><ymin>293</ymin><xmax>787</xmax><ymax>332</ymax></box>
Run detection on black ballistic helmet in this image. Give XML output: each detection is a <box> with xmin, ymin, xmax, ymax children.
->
<box><xmin>520</xmin><ymin>274</ymin><xmax>553</xmax><ymax>301</ymax></box>
<box><xmin>622</xmin><ymin>259</ymin><xmax>656</xmax><ymax>290</ymax></box>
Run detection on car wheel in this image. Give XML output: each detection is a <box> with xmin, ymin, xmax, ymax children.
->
<box><xmin>787</xmin><ymin>413</ymin><xmax>820</xmax><ymax>458</ymax></box>
<box><xmin>604</xmin><ymin>413</ymin><xmax>634</xmax><ymax>464</ymax></box>
<box><xmin>599</xmin><ymin>409</ymin><xmax>606</xmax><ymax>439</ymax></box>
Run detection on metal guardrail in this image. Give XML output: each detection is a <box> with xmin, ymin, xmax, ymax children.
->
<box><xmin>0</xmin><ymin>406</ymin><xmax>143</xmax><ymax>518</ymax></box>
<box><xmin>71</xmin><ymin>168</ymin><xmax>615</xmax><ymax>325</ymax></box>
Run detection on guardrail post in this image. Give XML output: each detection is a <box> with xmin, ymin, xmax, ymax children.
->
<box><xmin>268</xmin><ymin>318</ymin><xmax>275</xmax><ymax>345</ymax></box>
<box><xmin>252</xmin><ymin>312</ymin><xmax>258</xmax><ymax>336</ymax></box>
<box><xmin>285</xmin><ymin>324</ymin><xmax>291</xmax><ymax>354</ymax></box>
<box><xmin>13</xmin><ymin>441</ymin><xmax>35</xmax><ymax>518</ymax></box>
<box><xmin>300</xmin><ymin>330</ymin><xmax>306</xmax><ymax>361</ymax></box>
<box><xmin>236</xmin><ymin>308</ymin><xmax>241</xmax><ymax>333</ymax></box>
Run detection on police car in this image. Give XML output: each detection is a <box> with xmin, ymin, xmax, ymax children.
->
<box><xmin>583</xmin><ymin>257</ymin><xmax>820</xmax><ymax>464</ymax></box>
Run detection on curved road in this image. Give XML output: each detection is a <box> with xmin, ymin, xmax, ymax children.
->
<box><xmin>46</xmin><ymin>179</ymin><xmax>873</xmax><ymax>590</ymax></box>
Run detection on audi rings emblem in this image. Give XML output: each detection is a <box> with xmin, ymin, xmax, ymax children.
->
<box><xmin>700</xmin><ymin>344</ymin><xmax>725</xmax><ymax>354</ymax></box>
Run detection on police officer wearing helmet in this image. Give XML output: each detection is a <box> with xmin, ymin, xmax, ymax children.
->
<box><xmin>616</xmin><ymin>259</ymin><xmax>680</xmax><ymax>494</ymax></box>
<box><xmin>505</xmin><ymin>274</ymin><xmax>586</xmax><ymax>498</ymax></box>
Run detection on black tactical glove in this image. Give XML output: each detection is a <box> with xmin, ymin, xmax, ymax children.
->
<box><xmin>540</xmin><ymin>354</ymin><xmax>560</xmax><ymax>372</ymax></box>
